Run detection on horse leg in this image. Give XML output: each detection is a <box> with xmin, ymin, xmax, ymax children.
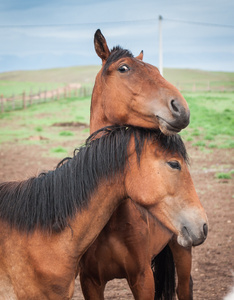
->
<box><xmin>169</xmin><ymin>237</ymin><xmax>193</xmax><ymax>300</ymax></box>
<box><xmin>128</xmin><ymin>267</ymin><xmax>155</xmax><ymax>300</ymax></box>
<box><xmin>79</xmin><ymin>270</ymin><xmax>105</xmax><ymax>300</ymax></box>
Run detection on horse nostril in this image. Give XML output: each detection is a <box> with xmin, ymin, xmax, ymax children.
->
<box><xmin>170</xmin><ymin>99</ymin><xmax>180</xmax><ymax>113</ymax></box>
<box><xmin>203</xmin><ymin>223</ymin><xmax>208</xmax><ymax>238</ymax></box>
<box><xmin>168</xmin><ymin>98</ymin><xmax>190</xmax><ymax>129</ymax></box>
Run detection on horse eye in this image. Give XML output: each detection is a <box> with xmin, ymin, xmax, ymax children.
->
<box><xmin>118</xmin><ymin>65</ymin><xmax>130</xmax><ymax>73</ymax></box>
<box><xmin>167</xmin><ymin>161</ymin><xmax>181</xmax><ymax>170</ymax></box>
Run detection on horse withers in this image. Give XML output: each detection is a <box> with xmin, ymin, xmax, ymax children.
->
<box><xmin>0</xmin><ymin>126</ymin><xmax>207</xmax><ymax>300</ymax></box>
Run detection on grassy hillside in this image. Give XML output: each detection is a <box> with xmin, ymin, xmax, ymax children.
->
<box><xmin>163</xmin><ymin>68</ymin><xmax>234</xmax><ymax>84</ymax></box>
<box><xmin>0</xmin><ymin>66</ymin><xmax>233</xmax><ymax>97</ymax></box>
<box><xmin>0</xmin><ymin>91</ymin><xmax>233</xmax><ymax>151</ymax></box>
<box><xmin>0</xmin><ymin>65</ymin><xmax>100</xmax><ymax>98</ymax></box>
<box><xmin>0</xmin><ymin>65</ymin><xmax>233</xmax><ymax>154</ymax></box>
<box><xmin>163</xmin><ymin>69</ymin><xmax>234</xmax><ymax>90</ymax></box>
<box><xmin>0</xmin><ymin>65</ymin><xmax>101</xmax><ymax>84</ymax></box>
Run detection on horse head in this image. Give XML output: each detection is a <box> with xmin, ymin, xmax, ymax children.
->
<box><xmin>91</xmin><ymin>29</ymin><xmax>190</xmax><ymax>135</ymax></box>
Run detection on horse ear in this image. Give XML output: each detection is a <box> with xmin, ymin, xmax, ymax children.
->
<box><xmin>136</xmin><ymin>50</ymin><xmax>143</xmax><ymax>61</ymax></box>
<box><xmin>94</xmin><ymin>29</ymin><xmax>111</xmax><ymax>64</ymax></box>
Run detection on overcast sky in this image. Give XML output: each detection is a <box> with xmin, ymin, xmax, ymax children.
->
<box><xmin>0</xmin><ymin>0</ymin><xmax>233</xmax><ymax>72</ymax></box>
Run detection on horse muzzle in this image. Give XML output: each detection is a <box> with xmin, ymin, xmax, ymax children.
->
<box><xmin>177</xmin><ymin>220</ymin><xmax>208</xmax><ymax>248</ymax></box>
<box><xmin>155</xmin><ymin>99</ymin><xmax>190</xmax><ymax>135</ymax></box>
<box><xmin>156</xmin><ymin>110</ymin><xmax>190</xmax><ymax>136</ymax></box>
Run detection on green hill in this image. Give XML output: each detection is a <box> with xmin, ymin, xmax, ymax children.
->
<box><xmin>0</xmin><ymin>66</ymin><xmax>233</xmax><ymax>97</ymax></box>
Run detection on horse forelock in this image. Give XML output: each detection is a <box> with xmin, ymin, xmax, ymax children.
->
<box><xmin>103</xmin><ymin>46</ymin><xmax>133</xmax><ymax>73</ymax></box>
<box><xmin>0</xmin><ymin>126</ymin><xmax>188</xmax><ymax>234</ymax></box>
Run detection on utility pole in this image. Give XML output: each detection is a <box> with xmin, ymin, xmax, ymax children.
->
<box><xmin>158</xmin><ymin>15</ymin><xmax>163</xmax><ymax>76</ymax></box>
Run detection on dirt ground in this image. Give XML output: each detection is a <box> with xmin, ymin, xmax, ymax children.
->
<box><xmin>0</xmin><ymin>126</ymin><xmax>233</xmax><ymax>300</ymax></box>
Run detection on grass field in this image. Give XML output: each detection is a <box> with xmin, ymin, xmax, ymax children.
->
<box><xmin>0</xmin><ymin>95</ymin><xmax>90</xmax><ymax>142</ymax></box>
<box><xmin>0</xmin><ymin>67</ymin><xmax>233</xmax><ymax>99</ymax></box>
<box><xmin>181</xmin><ymin>92</ymin><xmax>234</xmax><ymax>149</ymax></box>
<box><xmin>0</xmin><ymin>81</ymin><xmax>63</xmax><ymax>98</ymax></box>
<box><xmin>0</xmin><ymin>90</ymin><xmax>233</xmax><ymax>153</ymax></box>
<box><xmin>0</xmin><ymin>66</ymin><xmax>233</xmax><ymax>157</ymax></box>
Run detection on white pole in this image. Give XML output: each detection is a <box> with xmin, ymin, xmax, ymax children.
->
<box><xmin>159</xmin><ymin>15</ymin><xmax>163</xmax><ymax>76</ymax></box>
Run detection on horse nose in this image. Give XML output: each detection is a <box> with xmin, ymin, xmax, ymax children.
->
<box><xmin>170</xmin><ymin>99</ymin><xmax>180</xmax><ymax>115</ymax></box>
<box><xmin>169</xmin><ymin>99</ymin><xmax>190</xmax><ymax>129</ymax></box>
<box><xmin>203</xmin><ymin>223</ymin><xmax>208</xmax><ymax>238</ymax></box>
<box><xmin>181</xmin><ymin>221</ymin><xmax>208</xmax><ymax>247</ymax></box>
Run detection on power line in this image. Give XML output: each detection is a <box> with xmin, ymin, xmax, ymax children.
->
<box><xmin>0</xmin><ymin>17</ymin><xmax>233</xmax><ymax>29</ymax></box>
<box><xmin>164</xmin><ymin>17</ymin><xmax>234</xmax><ymax>28</ymax></box>
<box><xmin>0</xmin><ymin>18</ymin><xmax>156</xmax><ymax>29</ymax></box>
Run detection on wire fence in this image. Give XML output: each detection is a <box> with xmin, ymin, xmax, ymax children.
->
<box><xmin>0</xmin><ymin>84</ymin><xmax>93</xmax><ymax>113</ymax></box>
<box><xmin>174</xmin><ymin>81</ymin><xmax>234</xmax><ymax>92</ymax></box>
<box><xmin>0</xmin><ymin>80</ymin><xmax>233</xmax><ymax>114</ymax></box>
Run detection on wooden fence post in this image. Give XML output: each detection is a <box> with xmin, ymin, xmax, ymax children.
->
<box><xmin>192</xmin><ymin>83</ymin><xmax>196</xmax><ymax>92</ymax></box>
<box><xmin>38</xmin><ymin>89</ymin><xmax>41</xmax><ymax>103</ymax></box>
<box><xmin>12</xmin><ymin>94</ymin><xmax>15</xmax><ymax>110</ymax></box>
<box><xmin>207</xmin><ymin>81</ymin><xmax>210</xmax><ymax>92</ymax></box>
<box><xmin>176</xmin><ymin>82</ymin><xmax>180</xmax><ymax>90</ymax></box>
<box><xmin>44</xmin><ymin>90</ymin><xmax>47</xmax><ymax>102</ymax></box>
<box><xmin>1</xmin><ymin>95</ymin><xmax>4</xmax><ymax>113</ymax></box>
<box><xmin>30</xmin><ymin>89</ymin><xmax>33</xmax><ymax>106</ymax></box>
<box><xmin>22</xmin><ymin>91</ymin><xmax>26</xmax><ymax>109</ymax></box>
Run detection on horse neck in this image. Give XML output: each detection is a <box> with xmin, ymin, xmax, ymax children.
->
<box><xmin>147</xmin><ymin>212</ymin><xmax>173</xmax><ymax>256</ymax></box>
<box><xmin>69</xmin><ymin>179</ymin><xmax>126</xmax><ymax>261</ymax></box>
<box><xmin>90</xmin><ymin>74</ymin><xmax>110</xmax><ymax>133</ymax></box>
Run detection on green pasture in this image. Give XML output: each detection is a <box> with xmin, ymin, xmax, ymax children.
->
<box><xmin>0</xmin><ymin>65</ymin><xmax>100</xmax><ymax>99</ymax></box>
<box><xmin>0</xmin><ymin>91</ymin><xmax>233</xmax><ymax>151</ymax></box>
<box><xmin>0</xmin><ymin>95</ymin><xmax>90</xmax><ymax>157</ymax></box>
<box><xmin>164</xmin><ymin>69</ymin><xmax>234</xmax><ymax>82</ymax></box>
<box><xmin>180</xmin><ymin>92</ymin><xmax>234</xmax><ymax>149</ymax></box>
<box><xmin>0</xmin><ymin>66</ymin><xmax>233</xmax><ymax>159</ymax></box>
<box><xmin>0</xmin><ymin>81</ymin><xmax>64</xmax><ymax>98</ymax></box>
<box><xmin>1</xmin><ymin>67</ymin><xmax>233</xmax><ymax>99</ymax></box>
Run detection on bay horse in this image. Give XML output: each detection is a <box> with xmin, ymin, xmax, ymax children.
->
<box><xmin>0</xmin><ymin>126</ymin><xmax>208</xmax><ymax>300</ymax></box>
<box><xmin>80</xmin><ymin>29</ymin><xmax>196</xmax><ymax>300</ymax></box>
<box><xmin>90</xmin><ymin>30</ymin><xmax>190</xmax><ymax>135</ymax></box>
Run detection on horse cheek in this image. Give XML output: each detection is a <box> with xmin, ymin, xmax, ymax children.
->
<box><xmin>125</xmin><ymin>167</ymin><xmax>164</xmax><ymax>207</ymax></box>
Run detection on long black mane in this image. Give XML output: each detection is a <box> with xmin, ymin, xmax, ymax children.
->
<box><xmin>0</xmin><ymin>126</ymin><xmax>188</xmax><ymax>233</ymax></box>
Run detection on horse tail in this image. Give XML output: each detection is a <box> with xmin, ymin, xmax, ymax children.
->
<box><xmin>151</xmin><ymin>244</ymin><xmax>176</xmax><ymax>300</ymax></box>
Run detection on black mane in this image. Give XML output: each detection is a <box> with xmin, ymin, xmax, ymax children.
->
<box><xmin>103</xmin><ymin>46</ymin><xmax>133</xmax><ymax>73</ymax></box>
<box><xmin>0</xmin><ymin>126</ymin><xmax>188</xmax><ymax>233</ymax></box>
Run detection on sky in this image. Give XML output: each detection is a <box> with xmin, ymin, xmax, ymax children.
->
<box><xmin>0</xmin><ymin>0</ymin><xmax>234</xmax><ymax>73</ymax></box>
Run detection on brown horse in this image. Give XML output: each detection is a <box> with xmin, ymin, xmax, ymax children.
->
<box><xmin>0</xmin><ymin>126</ymin><xmax>207</xmax><ymax>299</ymax></box>
<box><xmin>80</xmin><ymin>30</ymin><xmax>197</xmax><ymax>300</ymax></box>
<box><xmin>90</xmin><ymin>30</ymin><xmax>190</xmax><ymax>135</ymax></box>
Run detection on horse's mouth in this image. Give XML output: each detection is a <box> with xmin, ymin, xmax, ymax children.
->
<box><xmin>177</xmin><ymin>226</ymin><xmax>207</xmax><ymax>248</ymax></box>
<box><xmin>156</xmin><ymin>116</ymin><xmax>181</xmax><ymax>135</ymax></box>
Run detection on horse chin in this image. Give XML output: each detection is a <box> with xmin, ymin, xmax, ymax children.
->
<box><xmin>157</xmin><ymin>117</ymin><xmax>181</xmax><ymax>136</ymax></box>
<box><xmin>177</xmin><ymin>234</ymin><xmax>193</xmax><ymax>248</ymax></box>
<box><xmin>177</xmin><ymin>225</ymin><xmax>207</xmax><ymax>248</ymax></box>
